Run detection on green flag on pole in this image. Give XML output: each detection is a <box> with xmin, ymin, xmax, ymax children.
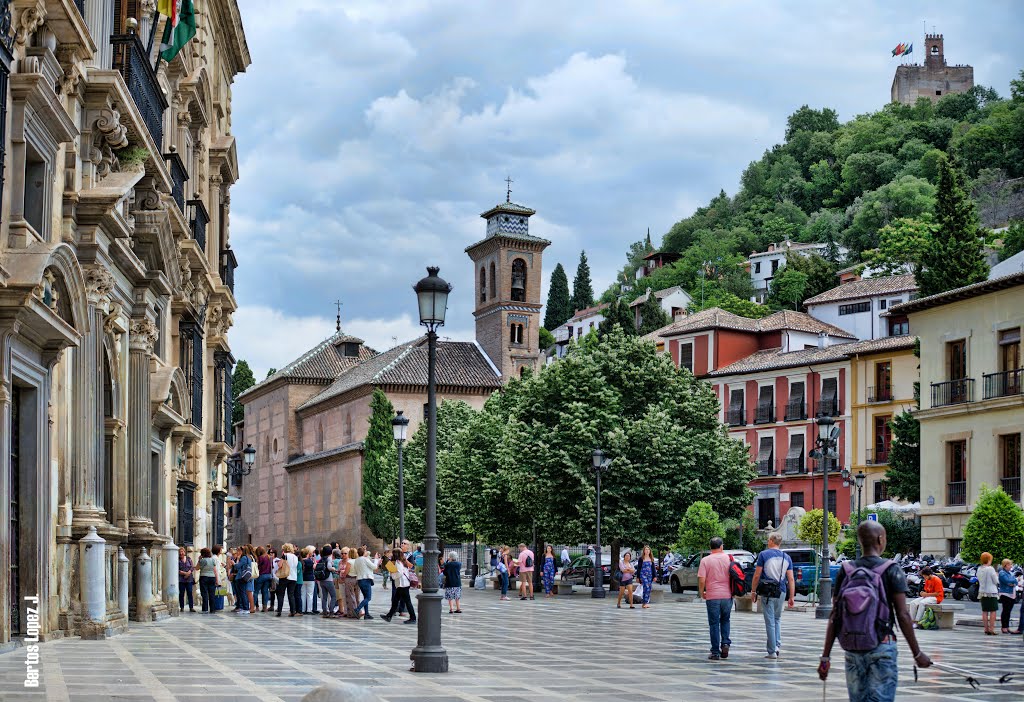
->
<box><xmin>159</xmin><ymin>0</ymin><xmax>196</xmax><ymax>63</ymax></box>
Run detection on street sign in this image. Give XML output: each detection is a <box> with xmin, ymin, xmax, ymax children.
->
<box><xmin>867</xmin><ymin>513</ymin><xmax>878</xmax><ymax>521</ymax></box>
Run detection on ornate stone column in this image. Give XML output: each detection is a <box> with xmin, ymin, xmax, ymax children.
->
<box><xmin>117</xmin><ymin>546</ymin><xmax>130</xmax><ymax>616</ymax></box>
<box><xmin>72</xmin><ymin>266</ymin><xmax>114</xmax><ymax>526</ymax></box>
<box><xmin>127</xmin><ymin>317</ymin><xmax>158</xmax><ymax>535</ymax></box>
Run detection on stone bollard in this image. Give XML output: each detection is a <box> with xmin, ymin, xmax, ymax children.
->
<box><xmin>117</xmin><ymin>547</ymin><xmax>130</xmax><ymax>616</ymax></box>
<box><xmin>135</xmin><ymin>547</ymin><xmax>153</xmax><ymax>620</ymax></box>
<box><xmin>163</xmin><ymin>541</ymin><xmax>179</xmax><ymax>614</ymax></box>
<box><xmin>79</xmin><ymin>526</ymin><xmax>107</xmax><ymax>623</ymax></box>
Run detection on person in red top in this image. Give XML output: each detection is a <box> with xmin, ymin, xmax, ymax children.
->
<box><xmin>697</xmin><ymin>537</ymin><xmax>734</xmax><ymax>660</ymax></box>
<box><xmin>908</xmin><ymin>567</ymin><xmax>943</xmax><ymax>624</ymax></box>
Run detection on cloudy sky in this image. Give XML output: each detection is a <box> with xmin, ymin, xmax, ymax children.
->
<box><xmin>230</xmin><ymin>0</ymin><xmax>1023</xmax><ymax>377</ymax></box>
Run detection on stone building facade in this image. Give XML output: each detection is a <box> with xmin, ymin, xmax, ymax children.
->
<box><xmin>0</xmin><ymin>0</ymin><xmax>248</xmax><ymax>648</ymax></box>
<box><xmin>891</xmin><ymin>34</ymin><xmax>973</xmax><ymax>105</ymax></box>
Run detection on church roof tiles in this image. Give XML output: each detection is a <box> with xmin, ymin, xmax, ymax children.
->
<box><xmin>238</xmin><ymin>330</ymin><xmax>375</xmax><ymax>400</ymax></box>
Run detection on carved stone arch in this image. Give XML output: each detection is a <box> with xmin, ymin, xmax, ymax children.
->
<box><xmin>166</xmin><ymin>366</ymin><xmax>190</xmax><ymax>420</ymax></box>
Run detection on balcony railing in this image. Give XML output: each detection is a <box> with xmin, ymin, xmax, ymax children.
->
<box><xmin>111</xmin><ymin>32</ymin><xmax>168</xmax><ymax>149</ymax></box>
<box><xmin>74</xmin><ymin>0</ymin><xmax>85</xmax><ymax>16</ymax></box>
<box><xmin>1002</xmin><ymin>476</ymin><xmax>1021</xmax><ymax>503</ymax></box>
<box><xmin>783</xmin><ymin>457</ymin><xmax>805</xmax><ymax>475</ymax></box>
<box><xmin>931</xmin><ymin>378</ymin><xmax>974</xmax><ymax>408</ymax></box>
<box><xmin>784</xmin><ymin>400</ymin><xmax>806</xmax><ymax>421</ymax></box>
<box><xmin>726</xmin><ymin>408</ymin><xmax>746</xmax><ymax>427</ymax></box>
<box><xmin>947</xmin><ymin>481</ymin><xmax>967</xmax><ymax>506</ymax></box>
<box><xmin>756</xmin><ymin>458</ymin><xmax>776</xmax><ymax>476</ymax></box>
<box><xmin>188</xmin><ymin>199</ymin><xmax>209</xmax><ymax>253</ymax></box>
<box><xmin>868</xmin><ymin>384</ymin><xmax>892</xmax><ymax>403</ymax></box>
<box><xmin>816</xmin><ymin>398</ymin><xmax>839</xmax><ymax>417</ymax></box>
<box><xmin>754</xmin><ymin>403</ymin><xmax>775</xmax><ymax>424</ymax></box>
<box><xmin>983</xmin><ymin>369</ymin><xmax>1023</xmax><ymax>400</ymax></box>
<box><xmin>220</xmin><ymin>247</ymin><xmax>237</xmax><ymax>295</ymax></box>
<box><xmin>163</xmin><ymin>152</ymin><xmax>188</xmax><ymax>213</ymax></box>
<box><xmin>866</xmin><ymin>447</ymin><xmax>890</xmax><ymax>465</ymax></box>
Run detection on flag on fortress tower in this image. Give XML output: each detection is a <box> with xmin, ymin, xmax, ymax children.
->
<box><xmin>891</xmin><ymin>42</ymin><xmax>910</xmax><ymax>57</ymax></box>
<box><xmin>903</xmin><ymin>43</ymin><xmax>913</xmax><ymax>56</ymax></box>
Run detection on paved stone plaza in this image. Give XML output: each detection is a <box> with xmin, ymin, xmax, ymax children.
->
<box><xmin>1</xmin><ymin>587</ymin><xmax>1021</xmax><ymax>701</ymax></box>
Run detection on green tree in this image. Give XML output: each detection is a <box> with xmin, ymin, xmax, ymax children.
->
<box><xmin>676</xmin><ymin>501</ymin><xmax>726</xmax><ymax>555</ymax></box>
<box><xmin>780</xmin><ymin>252</ymin><xmax>841</xmax><ymax>302</ymax></box>
<box><xmin>873</xmin><ymin>510</ymin><xmax>921</xmax><ymax>557</ymax></box>
<box><xmin>723</xmin><ymin>510</ymin><xmax>765</xmax><ymax>553</ymax></box>
<box><xmin>543</xmin><ymin>263</ymin><xmax>573</xmax><ymax>330</ymax></box>
<box><xmin>797</xmin><ymin>509</ymin><xmax>842</xmax><ymax>546</ymax></box>
<box><xmin>884</xmin><ymin>412</ymin><xmax>921</xmax><ymax>502</ymax></box>
<box><xmin>265</xmin><ymin>368</ymin><xmax>277</xmax><ymax>379</ymax></box>
<box><xmin>693</xmin><ymin>288</ymin><xmax>773</xmax><ymax>319</ymax></box>
<box><xmin>539</xmin><ymin>327</ymin><xmax>555</xmax><ymax>350</ymax></box>
<box><xmin>767</xmin><ymin>266</ymin><xmax>809</xmax><ymax>310</ymax></box>
<box><xmin>918</xmin><ymin>158</ymin><xmax>990</xmax><ymax>296</ymax></box>
<box><xmin>570</xmin><ymin>251</ymin><xmax>595</xmax><ymax>312</ymax></box>
<box><xmin>637</xmin><ymin>294</ymin><xmax>671</xmax><ymax>335</ymax></box>
<box><xmin>598</xmin><ymin>300</ymin><xmax>636</xmax><ymax>337</ymax></box>
<box><xmin>359</xmin><ymin>389</ymin><xmax>397</xmax><ymax>543</ymax></box>
<box><xmin>843</xmin><ymin>175</ymin><xmax>936</xmax><ymax>256</ymax></box>
<box><xmin>999</xmin><ymin>220</ymin><xmax>1024</xmax><ymax>261</ymax></box>
<box><xmin>231</xmin><ymin>359</ymin><xmax>255</xmax><ymax>423</ymax></box>
<box><xmin>500</xmin><ymin>326</ymin><xmax>754</xmax><ymax>549</ymax></box>
<box><xmin>865</xmin><ymin>217</ymin><xmax>936</xmax><ymax>276</ymax></box>
<box><xmin>961</xmin><ymin>485</ymin><xmax>1024</xmax><ymax>564</ymax></box>
<box><xmin>785</xmin><ymin>105</ymin><xmax>840</xmax><ymax>141</ymax></box>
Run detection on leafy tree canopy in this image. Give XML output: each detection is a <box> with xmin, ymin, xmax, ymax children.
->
<box><xmin>884</xmin><ymin>411</ymin><xmax>921</xmax><ymax>503</ymax></box>
<box><xmin>999</xmin><ymin>220</ymin><xmax>1024</xmax><ymax>261</ymax></box>
<box><xmin>797</xmin><ymin>509</ymin><xmax>842</xmax><ymax>546</ymax></box>
<box><xmin>676</xmin><ymin>501</ymin><xmax>726</xmax><ymax>555</ymax></box>
<box><xmin>961</xmin><ymin>485</ymin><xmax>1024</xmax><ymax>564</ymax></box>
<box><xmin>231</xmin><ymin>359</ymin><xmax>255</xmax><ymax>424</ymax></box>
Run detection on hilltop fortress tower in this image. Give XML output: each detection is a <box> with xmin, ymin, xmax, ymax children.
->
<box><xmin>891</xmin><ymin>33</ymin><xmax>973</xmax><ymax>104</ymax></box>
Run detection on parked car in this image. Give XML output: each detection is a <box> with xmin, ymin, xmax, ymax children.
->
<box><xmin>669</xmin><ymin>550</ymin><xmax>754</xmax><ymax>593</ymax></box>
<box><xmin>559</xmin><ymin>555</ymin><xmax>612</xmax><ymax>587</ymax></box>
<box><xmin>784</xmin><ymin>548</ymin><xmax>842</xmax><ymax>596</ymax></box>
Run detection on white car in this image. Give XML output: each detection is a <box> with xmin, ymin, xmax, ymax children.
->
<box><xmin>669</xmin><ymin>550</ymin><xmax>754</xmax><ymax>592</ymax></box>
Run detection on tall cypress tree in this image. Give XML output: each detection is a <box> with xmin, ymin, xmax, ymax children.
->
<box><xmin>360</xmin><ymin>388</ymin><xmax>398</xmax><ymax>542</ymax></box>
<box><xmin>918</xmin><ymin>158</ymin><xmax>989</xmax><ymax>297</ymax></box>
<box><xmin>637</xmin><ymin>294</ymin><xmax>671</xmax><ymax>335</ymax></box>
<box><xmin>543</xmin><ymin>263</ymin><xmax>573</xmax><ymax>330</ymax></box>
<box><xmin>231</xmin><ymin>360</ymin><xmax>255</xmax><ymax>423</ymax></box>
<box><xmin>571</xmin><ymin>250</ymin><xmax>595</xmax><ymax>312</ymax></box>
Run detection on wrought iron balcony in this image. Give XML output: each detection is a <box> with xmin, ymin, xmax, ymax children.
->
<box><xmin>754</xmin><ymin>403</ymin><xmax>775</xmax><ymax>425</ymax></box>
<box><xmin>947</xmin><ymin>481</ymin><xmax>967</xmax><ymax>506</ymax></box>
<box><xmin>784</xmin><ymin>400</ymin><xmax>806</xmax><ymax>421</ymax></box>
<box><xmin>74</xmin><ymin>0</ymin><xmax>85</xmax><ymax>16</ymax></box>
<box><xmin>220</xmin><ymin>247</ymin><xmax>237</xmax><ymax>295</ymax></box>
<box><xmin>983</xmin><ymin>369</ymin><xmax>1023</xmax><ymax>400</ymax></box>
<box><xmin>783</xmin><ymin>457</ymin><xmax>805</xmax><ymax>475</ymax></box>
<box><xmin>163</xmin><ymin>152</ymin><xmax>188</xmax><ymax>214</ymax></box>
<box><xmin>865</xmin><ymin>447</ymin><xmax>889</xmax><ymax>465</ymax></box>
<box><xmin>726</xmin><ymin>407</ymin><xmax>745</xmax><ymax>427</ymax></box>
<box><xmin>1002</xmin><ymin>476</ymin><xmax>1021</xmax><ymax>503</ymax></box>
<box><xmin>867</xmin><ymin>384</ymin><xmax>892</xmax><ymax>403</ymax></box>
<box><xmin>816</xmin><ymin>398</ymin><xmax>840</xmax><ymax>417</ymax></box>
<box><xmin>188</xmin><ymin>199</ymin><xmax>209</xmax><ymax>253</ymax></box>
<box><xmin>756</xmin><ymin>458</ymin><xmax>776</xmax><ymax>476</ymax></box>
<box><xmin>931</xmin><ymin>378</ymin><xmax>974</xmax><ymax>408</ymax></box>
<box><xmin>111</xmin><ymin>32</ymin><xmax>168</xmax><ymax>149</ymax></box>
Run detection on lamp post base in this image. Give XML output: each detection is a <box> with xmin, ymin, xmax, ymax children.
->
<box><xmin>815</xmin><ymin>603</ymin><xmax>833</xmax><ymax>619</ymax></box>
<box><xmin>411</xmin><ymin>591</ymin><xmax>448</xmax><ymax>673</ymax></box>
<box><xmin>591</xmin><ymin>586</ymin><xmax>606</xmax><ymax>599</ymax></box>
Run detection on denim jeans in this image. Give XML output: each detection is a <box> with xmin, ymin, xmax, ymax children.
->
<box><xmin>705</xmin><ymin>598</ymin><xmax>732</xmax><ymax>654</ymax></box>
<box><xmin>356</xmin><ymin>578</ymin><xmax>373</xmax><ymax>616</ymax></box>
<box><xmin>235</xmin><ymin>579</ymin><xmax>252</xmax><ymax>610</ymax></box>
<box><xmin>319</xmin><ymin>580</ymin><xmax>338</xmax><ymax>614</ymax></box>
<box><xmin>500</xmin><ymin>571</ymin><xmax>509</xmax><ymax>596</ymax></box>
<box><xmin>199</xmin><ymin>576</ymin><xmax>217</xmax><ymax>612</ymax></box>
<box><xmin>761</xmin><ymin>594</ymin><xmax>784</xmax><ymax>654</ymax></box>
<box><xmin>844</xmin><ymin>641</ymin><xmax>898</xmax><ymax>702</ymax></box>
<box><xmin>255</xmin><ymin>574</ymin><xmax>272</xmax><ymax>608</ymax></box>
<box><xmin>179</xmin><ymin>581</ymin><xmax>194</xmax><ymax>611</ymax></box>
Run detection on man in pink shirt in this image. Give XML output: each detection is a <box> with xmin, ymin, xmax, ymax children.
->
<box><xmin>697</xmin><ymin>537</ymin><xmax>733</xmax><ymax>660</ymax></box>
<box><xmin>517</xmin><ymin>543</ymin><xmax>535</xmax><ymax>601</ymax></box>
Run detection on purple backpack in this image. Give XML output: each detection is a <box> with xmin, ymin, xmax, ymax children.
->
<box><xmin>835</xmin><ymin>559</ymin><xmax>893</xmax><ymax>652</ymax></box>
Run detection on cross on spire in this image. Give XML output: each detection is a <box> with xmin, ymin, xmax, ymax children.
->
<box><xmin>505</xmin><ymin>175</ymin><xmax>513</xmax><ymax>203</ymax></box>
<box><xmin>335</xmin><ymin>300</ymin><xmax>342</xmax><ymax>332</ymax></box>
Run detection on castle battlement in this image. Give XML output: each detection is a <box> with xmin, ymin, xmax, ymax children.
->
<box><xmin>891</xmin><ymin>33</ymin><xmax>973</xmax><ymax>105</ymax></box>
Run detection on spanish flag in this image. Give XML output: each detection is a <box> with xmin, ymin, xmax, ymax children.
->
<box><xmin>159</xmin><ymin>0</ymin><xmax>196</xmax><ymax>63</ymax></box>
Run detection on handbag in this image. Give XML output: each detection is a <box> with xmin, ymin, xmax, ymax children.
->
<box><xmin>408</xmin><ymin>571</ymin><xmax>421</xmax><ymax>589</ymax></box>
<box><xmin>276</xmin><ymin>559</ymin><xmax>291</xmax><ymax>579</ymax></box>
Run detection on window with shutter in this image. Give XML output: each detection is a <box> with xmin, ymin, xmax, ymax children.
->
<box><xmin>757</xmin><ymin>437</ymin><xmax>774</xmax><ymax>475</ymax></box>
<box><xmin>756</xmin><ymin>385</ymin><xmax>774</xmax><ymax>423</ymax></box>
<box><xmin>818</xmin><ymin>377</ymin><xmax>838</xmax><ymax>415</ymax></box>
<box><xmin>176</xmin><ymin>481</ymin><xmax>195</xmax><ymax>546</ymax></box>
<box><xmin>727</xmin><ymin>389</ymin><xmax>744</xmax><ymax>426</ymax></box>
<box><xmin>785</xmin><ymin>434</ymin><xmax>804</xmax><ymax>473</ymax></box>
<box><xmin>786</xmin><ymin>382</ymin><xmax>805</xmax><ymax>420</ymax></box>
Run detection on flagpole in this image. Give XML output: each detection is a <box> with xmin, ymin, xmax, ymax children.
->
<box><xmin>147</xmin><ymin>13</ymin><xmax>160</xmax><ymax>58</ymax></box>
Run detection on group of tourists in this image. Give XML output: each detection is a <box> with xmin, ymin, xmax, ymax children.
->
<box><xmin>176</xmin><ymin>539</ymin><xmax>465</xmax><ymax>622</ymax></box>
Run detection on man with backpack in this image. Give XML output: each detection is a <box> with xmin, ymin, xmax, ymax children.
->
<box><xmin>697</xmin><ymin>537</ymin><xmax>734</xmax><ymax>660</ymax></box>
<box><xmin>750</xmin><ymin>532</ymin><xmax>795</xmax><ymax>659</ymax></box>
<box><xmin>818</xmin><ymin>521</ymin><xmax>932</xmax><ymax>702</ymax></box>
<box><xmin>517</xmin><ymin>543</ymin><xmax>535</xmax><ymax>600</ymax></box>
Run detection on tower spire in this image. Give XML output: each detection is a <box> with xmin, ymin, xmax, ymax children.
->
<box><xmin>334</xmin><ymin>300</ymin><xmax>342</xmax><ymax>332</ymax></box>
<box><xmin>505</xmin><ymin>175</ymin><xmax>513</xmax><ymax>203</ymax></box>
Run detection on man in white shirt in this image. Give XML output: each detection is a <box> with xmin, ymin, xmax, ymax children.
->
<box><xmin>277</xmin><ymin>543</ymin><xmax>300</xmax><ymax>617</ymax></box>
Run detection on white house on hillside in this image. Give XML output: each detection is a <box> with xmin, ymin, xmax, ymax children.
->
<box><xmin>804</xmin><ymin>274</ymin><xmax>918</xmax><ymax>341</ymax></box>
<box><xmin>629</xmin><ymin>286</ymin><xmax>692</xmax><ymax>328</ymax></box>
<box><xmin>551</xmin><ymin>304</ymin><xmax>608</xmax><ymax>359</ymax></box>
<box><xmin>748</xmin><ymin>240</ymin><xmax>848</xmax><ymax>303</ymax></box>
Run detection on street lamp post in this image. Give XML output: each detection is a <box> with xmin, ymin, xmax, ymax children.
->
<box><xmin>226</xmin><ymin>443</ymin><xmax>257</xmax><ymax>480</ymax></box>
<box><xmin>854</xmin><ymin>471</ymin><xmax>866</xmax><ymax>558</ymax></box>
<box><xmin>410</xmin><ymin>266</ymin><xmax>451</xmax><ymax>674</ymax></box>
<box><xmin>590</xmin><ymin>448</ymin><xmax>612</xmax><ymax>599</ymax></box>
<box><xmin>392</xmin><ymin>410</ymin><xmax>409</xmax><ymax>544</ymax></box>
<box><xmin>811</xmin><ymin>414</ymin><xmax>839</xmax><ymax>619</ymax></box>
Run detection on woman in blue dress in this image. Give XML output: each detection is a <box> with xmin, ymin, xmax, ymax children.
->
<box><xmin>541</xmin><ymin>545</ymin><xmax>557</xmax><ymax>596</ymax></box>
<box><xmin>637</xmin><ymin>545</ymin><xmax>656</xmax><ymax>609</ymax></box>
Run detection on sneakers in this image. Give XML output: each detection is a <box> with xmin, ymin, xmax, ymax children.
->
<box><xmin>720</xmin><ymin>644</ymin><xmax>730</xmax><ymax>659</ymax></box>
<box><xmin>380</xmin><ymin>614</ymin><xmax>393</xmax><ymax>622</ymax></box>
<box><xmin>403</xmin><ymin>618</ymin><xmax>417</xmax><ymax>624</ymax></box>
<box><xmin>708</xmin><ymin>653</ymin><xmax>721</xmax><ymax>660</ymax></box>
<box><xmin>764</xmin><ymin>653</ymin><xmax>777</xmax><ymax>660</ymax></box>
<box><xmin>500</xmin><ymin>596</ymin><xmax>510</xmax><ymax>601</ymax></box>
<box><xmin>238</xmin><ymin>610</ymin><xmax>250</xmax><ymax>615</ymax></box>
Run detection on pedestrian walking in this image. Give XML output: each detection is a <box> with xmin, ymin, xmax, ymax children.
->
<box><xmin>301</xmin><ymin>546</ymin><xmax>317</xmax><ymax>614</ymax></box>
<box><xmin>517</xmin><ymin>543</ymin><xmax>535</xmax><ymax>601</ymax></box>
<box><xmin>560</xmin><ymin>547</ymin><xmax>571</xmax><ymax>569</ymax></box>
<box><xmin>908</xmin><ymin>567</ymin><xmax>943</xmax><ymax>624</ymax></box>
<box><xmin>616</xmin><ymin>551</ymin><xmax>636</xmax><ymax>609</ymax></box>
<box><xmin>315</xmin><ymin>545</ymin><xmax>338</xmax><ymax>618</ymax></box>
<box><xmin>750</xmin><ymin>532</ymin><xmax>795</xmax><ymax>659</ymax></box>
<box><xmin>637</xmin><ymin>545</ymin><xmax>655</xmax><ymax>609</ymax></box>
<box><xmin>998</xmin><ymin>558</ymin><xmax>1017</xmax><ymax>633</ymax></box>
<box><xmin>268</xmin><ymin>547</ymin><xmax>280</xmax><ymax>611</ymax></box>
<box><xmin>178</xmin><ymin>547</ymin><xmax>196</xmax><ymax>613</ymax></box>
<box><xmin>255</xmin><ymin>546</ymin><xmax>273</xmax><ymax>612</ymax></box>
<box><xmin>443</xmin><ymin>552</ymin><xmax>463</xmax><ymax>613</ymax></box>
<box><xmin>351</xmin><ymin>547</ymin><xmax>379</xmax><ymax>620</ymax></box>
<box><xmin>817</xmin><ymin>521</ymin><xmax>931</xmax><ymax>702</ymax></box>
<box><xmin>197</xmin><ymin>547</ymin><xmax>218</xmax><ymax>613</ymax></box>
<box><xmin>977</xmin><ymin>552</ymin><xmax>1000</xmax><ymax>635</ymax></box>
<box><xmin>213</xmin><ymin>545</ymin><xmax>229</xmax><ymax>610</ymax></box>
<box><xmin>276</xmin><ymin>543</ymin><xmax>300</xmax><ymax>617</ymax></box>
<box><xmin>697</xmin><ymin>537</ymin><xmax>733</xmax><ymax>660</ymax></box>
<box><xmin>234</xmin><ymin>546</ymin><xmax>254</xmax><ymax>615</ymax></box>
<box><xmin>343</xmin><ymin>547</ymin><xmax>361</xmax><ymax>618</ymax></box>
<box><xmin>380</xmin><ymin>549</ymin><xmax>416</xmax><ymax>624</ymax></box>
<box><xmin>496</xmin><ymin>545</ymin><xmax>511</xmax><ymax>601</ymax></box>
<box><xmin>541</xmin><ymin>545</ymin><xmax>556</xmax><ymax>597</ymax></box>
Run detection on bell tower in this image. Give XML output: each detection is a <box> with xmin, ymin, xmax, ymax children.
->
<box><xmin>465</xmin><ymin>193</ymin><xmax>551</xmax><ymax>379</ymax></box>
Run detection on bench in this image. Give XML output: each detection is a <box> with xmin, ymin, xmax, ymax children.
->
<box><xmin>734</xmin><ymin>594</ymin><xmax>754</xmax><ymax>612</ymax></box>
<box><xmin>555</xmin><ymin>582</ymin><xmax>574</xmax><ymax>596</ymax></box>
<box><xmin>925</xmin><ymin>602</ymin><xmax>964</xmax><ymax>630</ymax></box>
<box><xmin>647</xmin><ymin>588</ymin><xmax>664</xmax><ymax>604</ymax></box>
